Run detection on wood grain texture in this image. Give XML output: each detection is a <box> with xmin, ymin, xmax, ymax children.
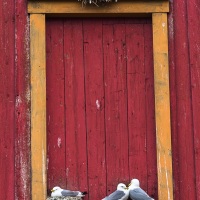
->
<box><xmin>28</xmin><ymin>1</ymin><xmax>169</xmax><ymax>15</ymax></box>
<box><xmin>1</xmin><ymin>0</ymin><xmax>200</xmax><ymax>199</ymax></box>
<box><xmin>152</xmin><ymin>13</ymin><xmax>173</xmax><ymax>200</ymax></box>
<box><xmin>46</xmin><ymin>18</ymin><xmax>156</xmax><ymax>200</ymax></box>
<box><xmin>172</xmin><ymin>0</ymin><xmax>197</xmax><ymax>199</ymax></box>
<box><xmin>167</xmin><ymin>1</ymin><xmax>179</xmax><ymax>199</ymax></box>
<box><xmin>15</xmin><ymin>0</ymin><xmax>31</xmax><ymax>199</ymax></box>
<box><xmin>144</xmin><ymin>21</ymin><xmax>158</xmax><ymax>199</ymax></box>
<box><xmin>46</xmin><ymin>19</ymin><xmax>66</xmax><ymax>190</ymax></box>
<box><xmin>187</xmin><ymin>0</ymin><xmax>200</xmax><ymax>198</ymax></box>
<box><xmin>0</xmin><ymin>0</ymin><xmax>15</xmax><ymax>199</ymax></box>
<box><xmin>83</xmin><ymin>19</ymin><xmax>107</xmax><ymax>200</ymax></box>
<box><xmin>30</xmin><ymin>14</ymin><xmax>47</xmax><ymax>200</ymax></box>
<box><xmin>103</xmin><ymin>21</ymin><xmax>129</xmax><ymax>194</ymax></box>
<box><xmin>126</xmin><ymin>23</ymin><xmax>148</xmax><ymax>190</ymax></box>
<box><xmin>64</xmin><ymin>19</ymin><xmax>88</xmax><ymax>195</ymax></box>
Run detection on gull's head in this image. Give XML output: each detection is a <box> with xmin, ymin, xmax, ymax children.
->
<box><xmin>128</xmin><ymin>179</ymin><xmax>140</xmax><ymax>189</ymax></box>
<box><xmin>51</xmin><ymin>186</ymin><xmax>62</xmax><ymax>192</ymax></box>
<box><xmin>117</xmin><ymin>183</ymin><xmax>128</xmax><ymax>191</ymax></box>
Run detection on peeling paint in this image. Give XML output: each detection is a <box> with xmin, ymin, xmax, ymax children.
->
<box><xmin>164</xmin><ymin>155</ymin><xmax>171</xmax><ymax>200</ymax></box>
<box><xmin>25</xmin><ymin>86</ymin><xmax>30</xmax><ymax>103</ymax></box>
<box><xmin>25</xmin><ymin>16</ymin><xmax>30</xmax><ymax>62</ymax></box>
<box><xmin>42</xmin><ymin>149</ymin><xmax>46</xmax><ymax>186</ymax></box>
<box><xmin>16</xmin><ymin>95</ymin><xmax>22</xmax><ymax>107</ymax></box>
<box><xmin>15</xmin><ymin>149</ymin><xmax>30</xmax><ymax>200</ymax></box>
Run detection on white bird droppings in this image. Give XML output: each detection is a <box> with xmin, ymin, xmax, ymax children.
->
<box><xmin>57</xmin><ymin>137</ymin><xmax>62</xmax><ymax>148</ymax></box>
<box><xmin>96</xmin><ymin>100</ymin><xmax>101</xmax><ymax>110</ymax></box>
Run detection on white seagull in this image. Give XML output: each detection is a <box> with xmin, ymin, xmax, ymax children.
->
<box><xmin>102</xmin><ymin>183</ymin><xmax>129</xmax><ymax>200</ymax></box>
<box><xmin>51</xmin><ymin>186</ymin><xmax>87</xmax><ymax>197</ymax></box>
<box><xmin>128</xmin><ymin>179</ymin><xmax>154</xmax><ymax>200</ymax></box>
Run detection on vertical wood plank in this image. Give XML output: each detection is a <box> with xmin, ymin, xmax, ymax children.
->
<box><xmin>168</xmin><ymin>1</ymin><xmax>184</xmax><ymax>199</ymax></box>
<box><xmin>46</xmin><ymin>19</ymin><xmax>66</xmax><ymax>190</ymax></box>
<box><xmin>126</xmin><ymin>24</ymin><xmax>148</xmax><ymax>189</ymax></box>
<box><xmin>187</xmin><ymin>0</ymin><xmax>200</xmax><ymax>198</ymax></box>
<box><xmin>83</xmin><ymin>19</ymin><xmax>106</xmax><ymax>200</ymax></box>
<box><xmin>15</xmin><ymin>0</ymin><xmax>31</xmax><ymax>199</ymax></box>
<box><xmin>103</xmin><ymin>21</ymin><xmax>129</xmax><ymax>194</ymax></box>
<box><xmin>0</xmin><ymin>0</ymin><xmax>15</xmax><ymax>199</ymax></box>
<box><xmin>168</xmin><ymin>1</ymin><xmax>180</xmax><ymax>198</ymax></box>
<box><xmin>152</xmin><ymin>13</ymin><xmax>173</xmax><ymax>200</ymax></box>
<box><xmin>144</xmin><ymin>22</ymin><xmax>158</xmax><ymax>199</ymax></box>
<box><xmin>30</xmin><ymin>14</ymin><xmax>46</xmax><ymax>200</ymax></box>
<box><xmin>64</xmin><ymin>19</ymin><xmax>88</xmax><ymax>195</ymax></box>
<box><xmin>173</xmin><ymin>0</ymin><xmax>197</xmax><ymax>198</ymax></box>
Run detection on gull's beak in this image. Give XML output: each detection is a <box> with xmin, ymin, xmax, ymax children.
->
<box><xmin>125</xmin><ymin>187</ymin><xmax>128</xmax><ymax>190</ymax></box>
<box><xmin>128</xmin><ymin>183</ymin><xmax>131</xmax><ymax>187</ymax></box>
<box><xmin>51</xmin><ymin>189</ymin><xmax>54</xmax><ymax>192</ymax></box>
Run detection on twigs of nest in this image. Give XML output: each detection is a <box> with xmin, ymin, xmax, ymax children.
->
<box><xmin>47</xmin><ymin>197</ymin><xmax>82</xmax><ymax>200</ymax></box>
<box><xmin>78</xmin><ymin>0</ymin><xmax>118</xmax><ymax>6</ymax></box>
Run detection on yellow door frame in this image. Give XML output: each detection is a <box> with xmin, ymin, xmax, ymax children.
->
<box><xmin>28</xmin><ymin>1</ymin><xmax>173</xmax><ymax>199</ymax></box>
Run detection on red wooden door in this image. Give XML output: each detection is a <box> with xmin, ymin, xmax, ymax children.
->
<box><xmin>46</xmin><ymin>18</ymin><xmax>157</xmax><ymax>200</ymax></box>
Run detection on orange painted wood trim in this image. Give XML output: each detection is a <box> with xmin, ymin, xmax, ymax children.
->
<box><xmin>152</xmin><ymin>13</ymin><xmax>173</xmax><ymax>200</ymax></box>
<box><xmin>28</xmin><ymin>1</ymin><xmax>169</xmax><ymax>15</ymax></box>
<box><xmin>30</xmin><ymin>14</ymin><xmax>47</xmax><ymax>200</ymax></box>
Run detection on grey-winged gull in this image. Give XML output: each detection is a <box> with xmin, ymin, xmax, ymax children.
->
<box><xmin>128</xmin><ymin>179</ymin><xmax>154</xmax><ymax>200</ymax></box>
<box><xmin>51</xmin><ymin>186</ymin><xmax>87</xmax><ymax>198</ymax></box>
<box><xmin>102</xmin><ymin>183</ymin><xmax>129</xmax><ymax>200</ymax></box>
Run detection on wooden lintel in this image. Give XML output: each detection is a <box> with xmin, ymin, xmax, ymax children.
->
<box><xmin>28</xmin><ymin>1</ymin><xmax>169</xmax><ymax>16</ymax></box>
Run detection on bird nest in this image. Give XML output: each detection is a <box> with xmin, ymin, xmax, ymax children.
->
<box><xmin>78</xmin><ymin>0</ymin><xmax>118</xmax><ymax>6</ymax></box>
<box><xmin>47</xmin><ymin>197</ymin><xmax>82</xmax><ymax>200</ymax></box>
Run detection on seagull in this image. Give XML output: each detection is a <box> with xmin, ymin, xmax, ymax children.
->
<box><xmin>128</xmin><ymin>179</ymin><xmax>154</xmax><ymax>200</ymax></box>
<box><xmin>102</xmin><ymin>183</ymin><xmax>129</xmax><ymax>200</ymax></box>
<box><xmin>51</xmin><ymin>186</ymin><xmax>87</xmax><ymax>197</ymax></box>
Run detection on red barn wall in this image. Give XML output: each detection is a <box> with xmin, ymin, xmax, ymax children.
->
<box><xmin>168</xmin><ymin>0</ymin><xmax>200</xmax><ymax>199</ymax></box>
<box><xmin>0</xmin><ymin>0</ymin><xmax>30</xmax><ymax>199</ymax></box>
<box><xmin>0</xmin><ymin>0</ymin><xmax>200</xmax><ymax>199</ymax></box>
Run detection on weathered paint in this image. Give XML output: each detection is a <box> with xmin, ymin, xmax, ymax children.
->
<box><xmin>30</xmin><ymin>14</ymin><xmax>46</xmax><ymax>200</ymax></box>
<box><xmin>144</xmin><ymin>21</ymin><xmax>158</xmax><ymax>196</ymax></box>
<box><xmin>126</xmin><ymin>22</ymin><xmax>148</xmax><ymax>189</ymax></box>
<box><xmin>1</xmin><ymin>0</ymin><xmax>200</xmax><ymax>199</ymax></box>
<box><xmin>46</xmin><ymin>18</ymin><xmax>157</xmax><ymax>199</ymax></box>
<box><xmin>152</xmin><ymin>13</ymin><xmax>173</xmax><ymax>200</ymax></box>
<box><xmin>167</xmin><ymin>1</ymin><xmax>179</xmax><ymax>199</ymax></box>
<box><xmin>15</xmin><ymin>0</ymin><xmax>31</xmax><ymax>199</ymax></box>
<box><xmin>0</xmin><ymin>0</ymin><xmax>15</xmax><ymax>199</ymax></box>
<box><xmin>29</xmin><ymin>2</ymin><xmax>172</xmax><ymax>199</ymax></box>
<box><xmin>64</xmin><ymin>19</ymin><xmax>88</xmax><ymax>195</ymax></box>
<box><xmin>46</xmin><ymin>19</ymin><xmax>66</xmax><ymax>190</ymax></box>
<box><xmin>28</xmin><ymin>1</ymin><xmax>169</xmax><ymax>15</ymax></box>
<box><xmin>83</xmin><ymin>20</ymin><xmax>107</xmax><ymax>200</ymax></box>
<box><xmin>187</xmin><ymin>0</ymin><xmax>200</xmax><ymax>198</ymax></box>
<box><xmin>103</xmin><ymin>19</ymin><xmax>129</xmax><ymax>194</ymax></box>
<box><xmin>170</xmin><ymin>0</ymin><xmax>197</xmax><ymax>199</ymax></box>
